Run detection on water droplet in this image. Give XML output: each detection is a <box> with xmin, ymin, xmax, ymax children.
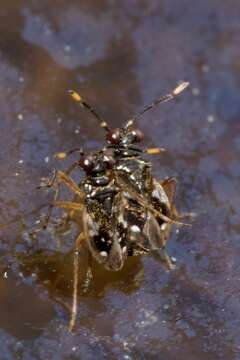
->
<box><xmin>17</xmin><ymin>113</ymin><xmax>23</xmax><ymax>120</ymax></box>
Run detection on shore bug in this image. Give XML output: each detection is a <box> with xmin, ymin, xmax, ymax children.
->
<box><xmin>33</xmin><ymin>82</ymin><xmax>190</xmax><ymax>330</ymax></box>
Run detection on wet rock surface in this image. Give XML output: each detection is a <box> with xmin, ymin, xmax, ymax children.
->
<box><xmin>0</xmin><ymin>0</ymin><xmax>240</xmax><ymax>359</ymax></box>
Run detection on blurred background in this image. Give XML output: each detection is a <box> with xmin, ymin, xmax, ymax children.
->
<box><xmin>0</xmin><ymin>0</ymin><xmax>240</xmax><ymax>359</ymax></box>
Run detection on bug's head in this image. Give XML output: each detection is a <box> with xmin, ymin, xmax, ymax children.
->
<box><xmin>79</xmin><ymin>151</ymin><xmax>114</xmax><ymax>178</ymax></box>
<box><xmin>106</xmin><ymin>123</ymin><xmax>144</xmax><ymax>148</ymax></box>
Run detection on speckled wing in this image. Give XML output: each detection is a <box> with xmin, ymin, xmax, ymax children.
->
<box><xmin>143</xmin><ymin>210</ymin><xmax>171</xmax><ymax>249</ymax></box>
<box><xmin>151</xmin><ymin>178</ymin><xmax>172</xmax><ymax>217</ymax></box>
<box><xmin>84</xmin><ymin>208</ymin><xmax>123</xmax><ymax>271</ymax></box>
<box><xmin>112</xmin><ymin>191</ymin><xmax>150</xmax><ymax>256</ymax></box>
<box><xmin>160</xmin><ymin>177</ymin><xmax>176</xmax><ymax>207</ymax></box>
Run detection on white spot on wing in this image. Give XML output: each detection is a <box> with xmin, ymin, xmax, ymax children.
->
<box><xmin>122</xmin><ymin>246</ymin><xmax>127</xmax><ymax>254</ymax></box>
<box><xmin>152</xmin><ymin>188</ymin><xmax>159</xmax><ymax>198</ymax></box>
<box><xmin>118</xmin><ymin>214</ymin><xmax>128</xmax><ymax>228</ymax></box>
<box><xmin>131</xmin><ymin>225</ymin><xmax>140</xmax><ymax>233</ymax></box>
<box><xmin>161</xmin><ymin>223</ymin><xmax>167</xmax><ymax>231</ymax></box>
<box><xmin>100</xmin><ymin>251</ymin><xmax>108</xmax><ymax>257</ymax></box>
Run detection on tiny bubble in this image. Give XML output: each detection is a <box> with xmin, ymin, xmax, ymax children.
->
<box><xmin>175</xmin><ymin>228</ymin><xmax>179</xmax><ymax>234</ymax></box>
<box><xmin>64</xmin><ymin>45</ymin><xmax>71</xmax><ymax>52</ymax></box>
<box><xmin>19</xmin><ymin>77</ymin><xmax>24</xmax><ymax>83</ymax></box>
<box><xmin>202</xmin><ymin>64</ymin><xmax>210</xmax><ymax>73</ymax></box>
<box><xmin>17</xmin><ymin>114</ymin><xmax>23</xmax><ymax>120</ymax></box>
<box><xmin>3</xmin><ymin>271</ymin><xmax>8</xmax><ymax>279</ymax></box>
<box><xmin>171</xmin><ymin>256</ymin><xmax>177</xmax><ymax>263</ymax></box>
<box><xmin>15</xmin><ymin>172</ymin><xmax>19</xmax><ymax>176</ymax></box>
<box><xmin>57</xmin><ymin>117</ymin><xmax>62</xmax><ymax>124</ymax></box>
<box><xmin>72</xmin><ymin>347</ymin><xmax>77</xmax><ymax>352</ymax></box>
<box><xmin>192</xmin><ymin>87</ymin><xmax>200</xmax><ymax>96</ymax></box>
<box><xmin>18</xmin><ymin>159</ymin><xmax>24</xmax><ymax>164</ymax></box>
<box><xmin>44</xmin><ymin>156</ymin><xmax>50</xmax><ymax>163</ymax></box>
<box><xmin>207</xmin><ymin>115</ymin><xmax>215</xmax><ymax>123</ymax></box>
<box><xmin>74</xmin><ymin>128</ymin><xmax>80</xmax><ymax>134</ymax></box>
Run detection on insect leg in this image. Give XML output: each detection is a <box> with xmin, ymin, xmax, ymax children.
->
<box><xmin>50</xmin><ymin>163</ymin><xmax>81</xmax><ymax>229</ymax></box>
<box><xmin>152</xmin><ymin>248</ymin><xmax>176</xmax><ymax>271</ymax></box>
<box><xmin>53</xmin><ymin>201</ymin><xmax>84</xmax><ymax>211</ymax></box>
<box><xmin>69</xmin><ymin>231</ymin><xmax>85</xmax><ymax>332</ymax></box>
<box><xmin>53</xmin><ymin>201</ymin><xmax>85</xmax><ymax>234</ymax></box>
<box><xmin>50</xmin><ymin>170</ymin><xmax>84</xmax><ymax>199</ymax></box>
<box><xmin>69</xmin><ymin>206</ymin><xmax>90</xmax><ymax>331</ymax></box>
<box><xmin>42</xmin><ymin>184</ymin><xmax>60</xmax><ymax>230</ymax></box>
<box><xmin>35</xmin><ymin>167</ymin><xmax>82</xmax><ymax>233</ymax></box>
<box><xmin>46</xmin><ymin>170</ymin><xmax>85</xmax><ymax>223</ymax></box>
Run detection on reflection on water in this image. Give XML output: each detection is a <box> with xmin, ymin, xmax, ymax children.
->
<box><xmin>0</xmin><ymin>242</ymin><xmax>145</xmax><ymax>343</ymax></box>
<box><xmin>18</xmin><ymin>248</ymin><xmax>145</xmax><ymax>299</ymax></box>
<box><xmin>0</xmin><ymin>0</ymin><xmax>240</xmax><ymax>358</ymax></box>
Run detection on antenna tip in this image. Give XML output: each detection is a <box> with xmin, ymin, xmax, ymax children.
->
<box><xmin>173</xmin><ymin>81</ymin><xmax>190</xmax><ymax>96</ymax></box>
<box><xmin>146</xmin><ymin>147</ymin><xmax>166</xmax><ymax>155</ymax></box>
<box><xmin>68</xmin><ymin>89</ymin><xmax>82</xmax><ymax>102</ymax></box>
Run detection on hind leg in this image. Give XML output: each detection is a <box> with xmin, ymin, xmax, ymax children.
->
<box><xmin>67</xmin><ymin>205</ymin><xmax>92</xmax><ymax>331</ymax></box>
<box><xmin>69</xmin><ymin>231</ymin><xmax>85</xmax><ymax>332</ymax></box>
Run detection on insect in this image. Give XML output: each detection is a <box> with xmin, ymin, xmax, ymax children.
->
<box><xmin>39</xmin><ymin>81</ymin><xmax>190</xmax><ymax>330</ymax></box>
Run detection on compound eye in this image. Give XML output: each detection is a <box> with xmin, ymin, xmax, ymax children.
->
<box><xmin>131</xmin><ymin>128</ymin><xmax>144</xmax><ymax>143</ymax></box>
<box><xmin>106</xmin><ymin>128</ymin><xmax>121</xmax><ymax>145</ymax></box>
<box><xmin>79</xmin><ymin>155</ymin><xmax>94</xmax><ymax>174</ymax></box>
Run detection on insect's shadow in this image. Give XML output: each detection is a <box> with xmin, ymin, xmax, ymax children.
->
<box><xmin>16</xmin><ymin>244</ymin><xmax>145</xmax><ymax>302</ymax></box>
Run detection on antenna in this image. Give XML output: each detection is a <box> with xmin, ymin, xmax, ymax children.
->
<box><xmin>68</xmin><ymin>90</ymin><xmax>110</xmax><ymax>131</ymax></box>
<box><xmin>128</xmin><ymin>81</ymin><xmax>189</xmax><ymax>123</ymax></box>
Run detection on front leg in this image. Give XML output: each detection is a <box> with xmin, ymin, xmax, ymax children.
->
<box><xmin>38</xmin><ymin>169</ymin><xmax>83</xmax><ymax>230</ymax></box>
